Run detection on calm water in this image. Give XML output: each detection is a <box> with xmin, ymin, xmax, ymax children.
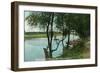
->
<box><xmin>24</xmin><ymin>34</ymin><xmax>79</xmax><ymax>61</ymax></box>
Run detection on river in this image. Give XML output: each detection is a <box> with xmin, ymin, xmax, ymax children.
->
<box><xmin>24</xmin><ymin>34</ymin><xmax>79</xmax><ymax>61</ymax></box>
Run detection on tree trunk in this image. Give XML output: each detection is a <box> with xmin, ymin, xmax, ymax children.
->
<box><xmin>49</xmin><ymin>13</ymin><xmax>54</xmax><ymax>58</ymax></box>
<box><xmin>61</xmin><ymin>14</ymin><xmax>65</xmax><ymax>53</ymax></box>
<box><xmin>62</xmin><ymin>15</ymin><xmax>66</xmax><ymax>49</ymax></box>
<box><xmin>43</xmin><ymin>48</ymin><xmax>49</xmax><ymax>60</ymax></box>
<box><xmin>45</xmin><ymin>13</ymin><xmax>55</xmax><ymax>59</ymax></box>
<box><xmin>46</xmin><ymin>14</ymin><xmax>51</xmax><ymax>59</ymax></box>
<box><xmin>66</xmin><ymin>23</ymin><xmax>70</xmax><ymax>49</ymax></box>
<box><xmin>46</xmin><ymin>23</ymin><xmax>50</xmax><ymax>58</ymax></box>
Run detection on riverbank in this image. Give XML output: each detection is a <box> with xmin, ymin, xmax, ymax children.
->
<box><xmin>54</xmin><ymin>38</ymin><xmax>90</xmax><ymax>60</ymax></box>
<box><xmin>24</xmin><ymin>32</ymin><xmax>62</xmax><ymax>39</ymax></box>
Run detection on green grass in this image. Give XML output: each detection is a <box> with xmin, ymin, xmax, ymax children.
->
<box><xmin>62</xmin><ymin>43</ymin><xmax>85</xmax><ymax>59</ymax></box>
<box><xmin>25</xmin><ymin>34</ymin><xmax>47</xmax><ymax>38</ymax></box>
<box><xmin>55</xmin><ymin>39</ymin><xmax>90</xmax><ymax>60</ymax></box>
<box><xmin>24</xmin><ymin>33</ymin><xmax>62</xmax><ymax>39</ymax></box>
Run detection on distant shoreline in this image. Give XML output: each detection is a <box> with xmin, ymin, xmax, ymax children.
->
<box><xmin>24</xmin><ymin>32</ymin><xmax>62</xmax><ymax>39</ymax></box>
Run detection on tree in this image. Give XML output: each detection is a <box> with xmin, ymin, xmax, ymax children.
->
<box><xmin>70</xmin><ymin>14</ymin><xmax>90</xmax><ymax>39</ymax></box>
<box><xmin>25</xmin><ymin>12</ymin><xmax>55</xmax><ymax>58</ymax></box>
<box><xmin>55</xmin><ymin>13</ymin><xmax>73</xmax><ymax>49</ymax></box>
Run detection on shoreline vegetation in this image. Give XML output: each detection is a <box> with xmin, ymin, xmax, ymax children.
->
<box><xmin>47</xmin><ymin>38</ymin><xmax>90</xmax><ymax>60</ymax></box>
<box><xmin>55</xmin><ymin>38</ymin><xmax>90</xmax><ymax>60</ymax></box>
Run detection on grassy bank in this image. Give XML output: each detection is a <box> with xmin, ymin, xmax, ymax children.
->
<box><xmin>24</xmin><ymin>32</ymin><xmax>62</xmax><ymax>39</ymax></box>
<box><xmin>25</xmin><ymin>33</ymin><xmax>47</xmax><ymax>38</ymax></box>
<box><xmin>54</xmin><ymin>38</ymin><xmax>90</xmax><ymax>60</ymax></box>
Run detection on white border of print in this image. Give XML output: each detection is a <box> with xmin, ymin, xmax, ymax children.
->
<box><xmin>18</xmin><ymin>5</ymin><xmax>95</xmax><ymax>68</ymax></box>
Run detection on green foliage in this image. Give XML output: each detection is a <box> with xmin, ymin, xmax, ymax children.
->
<box><xmin>25</xmin><ymin>12</ymin><xmax>41</xmax><ymax>26</ymax></box>
<box><xmin>72</xmin><ymin>14</ymin><xmax>90</xmax><ymax>38</ymax></box>
<box><xmin>38</xmin><ymin>12</ymin><xmax>52</xmax><ymax>29</ymax></box>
